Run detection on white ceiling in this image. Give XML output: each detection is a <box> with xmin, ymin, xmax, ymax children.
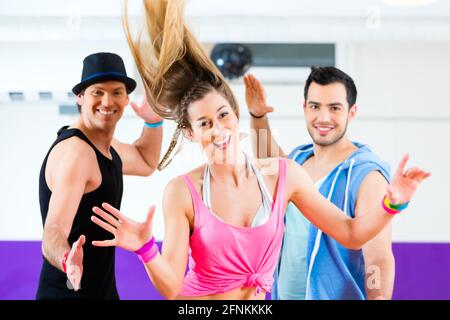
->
<box><xmin>1</xmin><ymin>0</ymin><xmax>450</xmax><ymax>42</ymax></box>
<box><xmin>1</xmin><ymin>0</ymin><xmax>450</xmax><ymax>18</ymax></box>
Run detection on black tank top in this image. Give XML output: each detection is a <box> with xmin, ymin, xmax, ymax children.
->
<box><xmin>36</xmin><ymin>126</ymin><xmax>123</xmax><ymax>300</ymax></box>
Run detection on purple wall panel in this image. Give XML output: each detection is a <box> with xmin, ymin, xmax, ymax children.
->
<box><xmin>392</xmin><ymin>243</ymin><xmax>450</xmax><ymax>300</ymax></box>
<box><xmin>0</xmin><ymin>241</ymin><xmax>42</xmax><ymax>299</ymax></box>
<box><xmin>0</xmin><ymin>241</ymin><xmax>449</xmax><ymax>300</ymax></box>
<box><xmin>115</xmin><ymin>243</ymin><xmax>164</xmax><ymax>300</ymax></box>
<box><xmin>0</xmin><ymin>241</ymin><xmax>164</xmax><ymax>300</ymax></box>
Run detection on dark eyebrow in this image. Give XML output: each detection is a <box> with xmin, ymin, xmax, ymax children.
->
<box><xmin>308</xmin><ymin>101</ymin><xmax>343</xmax><ymax>107</ymax></box>
<box><xmin>328</xmin><ymin>103</ymin><xmax>344</xmax><ymax>107</ymax></box>
<box><xmin>195</xmin><ymin>105</ymin><xmax>228</xmax><ymax>122</ymax></box>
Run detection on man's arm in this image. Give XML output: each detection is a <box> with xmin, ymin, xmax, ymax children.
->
<box><xmin>112</xmin><ymin>125</ymin><xmax>162</xmax><ymax>176</ymax></box>
<box><xmin>355</xmin><ymin>171</ymin><xmax>395</xmax><ymax>300</ymax></box>
<box><xmin>244</xmin><ymin>74</ymin><xmax>285</xmax><ymax>158</ymax></box>
<box><xmin>112</xmin><ymin>99</ymin><xmax>163</xmax><ymax>176</ymax></box>
<box><xmin>42</xmin><ymin>139</ymin><xmax>91</xmax><ymax>271</ymax></box>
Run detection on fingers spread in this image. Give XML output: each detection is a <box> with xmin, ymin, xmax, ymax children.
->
<box><xmin>395</xmin><ymin>153</ymin><xmax>410</xmax><ymax>178</ymax></box>
<box><xmin>404</xmin><ymin>168</ymin><xmax>431</xmax><ymax>183</ymax></box>
<box><xmin>92</xmin><ymin>239</ymin><xmax>116</xmax><ymax>247</ymax></box>
<box><xmin>244</xmin><ymin>75</ymin><xmax>253</xmax><ymax>90</ymax></box>
<box><xmin>91</xmin><ymin>215</ymin><xmax>116</xmax><ymax>235</ymax></box>
<box><xmin>244</xmin><ymin>75</ymin><xmax>250</xmax><ymax>87</ymax></box>
<box><xmin>423</xmin><ymin>171</ymin><xmax>432</xmax><ymax>179</ymax></box>
<box><xmin>92</xmin><ymin>206</ymin><xmax>121</xmax><ymax>227</ymax></box>
<box><xmin>404</xmin><ymin>166</ymin><xmax>421</xmax><ymax>178</ymax></box>
<box><xmin>101</xmin><ymin>202</ymin><xmax>123</xmax><ymax>220</ymax></box>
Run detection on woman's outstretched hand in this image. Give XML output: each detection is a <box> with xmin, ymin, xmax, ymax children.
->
<box><xmin>91</xmin><ymin>203</ymin><xmax>155</xmax><ymax>252</ymax></box>
<box><xmin>386</xmin><ymin>154</ymin><xmax>431</xmax><ymax>205</ymax></box>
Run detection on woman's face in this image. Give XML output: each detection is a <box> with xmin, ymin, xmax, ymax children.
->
<box><xmin>186</xmin><ymin>90</ymin><xmax>240</xmax><ymax>165</ymax></box>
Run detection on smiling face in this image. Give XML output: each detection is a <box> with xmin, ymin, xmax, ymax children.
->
<box><xmin>186</xmin><ymin>89</ymin><xmax>240</xmax><ymax>165</ymax></box>
<box><xmin>76</xmin><ymin>81</ymin><xmax>129</xmax><ymax>131</ymax></box>
<box><xmin>304</xmin><ymin>81</ymin><xmax>357</xmax><ymax>147</ymax></box>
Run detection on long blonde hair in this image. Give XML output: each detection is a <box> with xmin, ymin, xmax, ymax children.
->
<box><xmin>123</xmin><ymin>0</ymin><xmax>240</xmax><ymax>170</ymax></box>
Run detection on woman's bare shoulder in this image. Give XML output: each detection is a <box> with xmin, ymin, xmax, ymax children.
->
<box><xmin>163</xmin><ymin>164</ymin><xmax>206</xmax><ymax>202</ymax></box>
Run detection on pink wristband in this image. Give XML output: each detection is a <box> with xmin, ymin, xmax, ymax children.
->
<box><xmin>134</xmin><ymin>236</ymin><xmax>159</xmax><ymax>263</ymax></box>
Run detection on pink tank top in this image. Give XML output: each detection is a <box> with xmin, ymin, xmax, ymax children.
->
<box><xmin>179</xmin><ymin>158</ymin><xmax>287</xmax><ymax>296</ymax></box>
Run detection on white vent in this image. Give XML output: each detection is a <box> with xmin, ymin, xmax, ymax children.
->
<box><xmin>0</xmin><ymin>91</ymin><xmax>74</xmax><ymax>103</ymax></box>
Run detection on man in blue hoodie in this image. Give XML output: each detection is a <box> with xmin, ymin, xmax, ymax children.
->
<box><xmin>244</xmin><ymin>67</ymin><xmax>394</xmax><ymax>300</ymax></box>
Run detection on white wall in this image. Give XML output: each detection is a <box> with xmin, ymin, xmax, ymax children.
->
<box><xmin>0</xmin><ymin>42</ymin><xmax>134</xmax><ymax>93</ymax></box>
<box><xmin>348</xmin><ymin>42</ymin><xmax>450</xmax><ymax>242</ymax></box>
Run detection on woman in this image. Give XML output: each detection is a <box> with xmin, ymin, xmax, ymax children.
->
<box><xmin>90</xmin><ymin>0</ymin><xmax>430</xmax><ymax>300</ymax></box>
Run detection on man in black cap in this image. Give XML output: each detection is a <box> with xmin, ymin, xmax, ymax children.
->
<box><xmin>36</xmin><ymin>52</ymin><xmax>163</xmax><ymax>299</ymax></box>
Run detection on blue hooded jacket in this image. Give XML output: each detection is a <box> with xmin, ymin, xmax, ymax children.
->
<box><xmin>272</xmin><ymin>142</ymin><xmax>391</xmax><ymax>300</ymax></box>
